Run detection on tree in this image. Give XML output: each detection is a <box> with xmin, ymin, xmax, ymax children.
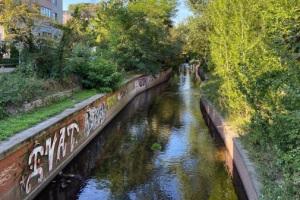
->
<box><xmin>193</xmin><ymin>0</ymin><xmax>300</xmax><ymax>198</ymax></box>
<box><xmin>0</xmin><ymin>0</ymin><xmax>49</xmax><ymax>53</ymax></box>
<box><xmin>91</xmin><ymin>0</ymin><xmax>179</xmax><ymax>74</ymax></box>
<box><xmin>52</xmin><ymin>3</ymin><xmax>97</xmax><ymax>78</ymax></box>
<box><xmin>0</xmin><ymin>41</ymin><xmax>8</xmax><ymax>59</ymax></box>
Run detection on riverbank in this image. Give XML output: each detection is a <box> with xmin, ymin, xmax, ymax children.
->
<box><xmin>195</xmin><ymin>65</ymin><xmax>262</xmax><ymax>200</ymax></box>
<box><xmin>200</xmin><ymin>96</ymin><xmax>262</xmax><ymax>200</ymax></box>
<box><xmin>0</xmin><ymin>68</ymin><xmax>172</xmax><ymax>200</ymax></box>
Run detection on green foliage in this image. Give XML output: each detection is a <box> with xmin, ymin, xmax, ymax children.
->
<box><xmin>9</xmin><ymin>45</ymin><xmax>19</xmax><ymax>59</ymax></box>
<box><xmin>194</xmin><ymin>0</ymin><xmax>300</xmax><ymax>198</ymax></box>
<box><xmin>0</xmin><ymin>105</ymin><xmax>8</xmax><ymax>120</ymax></box>
<box><xmin>177</xmin><ymin>15</ymin><xmax>210</xmax><ymax>65</ymax></box>
<box><xmin>0</xmin><ymin>0</ymin><xmax>53</xmax><ymax>53</ymax></box>
<box><xmin>92</xmin><ymin>0</ymin><xmax>179</xmax><ymax>74</ymax></box>
<box><xmin>0</xmin><ymin>89</ymin><xmax>98</xmax><ymax>140</ymax></box>
<box><xmin>34</xmin><ymin>38</ymin><xmax>58</xmax><ymax>78</ymax></box>
<box><xmin>84</xmin><ymin>56</ymin><xmax>123</xmax><ymax>92</ymax></box>
<box><xmin>150</xmin><ymin>143</ymin><xmax>161</xmax><ymax>150</ymax></box>
<box><xmin>64</xmin><ymin>42</ymin><xmax>92</xmax><ymax>78</ymax></box>
<box><xmin>0</xmin><ymin>41</ymin><xmax>8</xmax><ymax>58</ymax></box>
<box><xmin>0</xmin><ymin>71</ymin><xmax>44</xmax><ymax>106</ymax></box>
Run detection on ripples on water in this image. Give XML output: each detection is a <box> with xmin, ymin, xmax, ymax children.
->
<box><xmin>35</xmin><ymin>67</ymin><xmax>239</xmax><ymax>200</ymax></box>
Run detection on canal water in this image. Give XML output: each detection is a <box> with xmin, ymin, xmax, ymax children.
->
<box><xmin>35</xmin><ymin>67</ymin><xmax>245</xmax><ymax>200</ymax></box>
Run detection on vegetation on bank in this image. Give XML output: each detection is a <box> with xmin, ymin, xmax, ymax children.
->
<box><xmin>182</xmin><ymin>0</ymin><xmax>300</xmax><ymax>199</ymax></box>
<box><xmin>1</xmin><ymin>0</ymin><xmax>299</xmax><ymax>198</ymax></box>
<box><xmin>0</xmin><ymin>89</ymin><xmax>99</xmax><ymax>140</ymax></box>
<box><xmin>0</xmin><ymin>0</ymin><xmax>184</xmax><ymax>138</ymax></box>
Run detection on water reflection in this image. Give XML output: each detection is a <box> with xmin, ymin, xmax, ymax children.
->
<box><xmin>35</xmin><ymin>67</ymin><xmax>239</xmax><ymax>200</ymax></box>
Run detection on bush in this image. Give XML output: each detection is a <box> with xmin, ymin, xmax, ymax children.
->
<box><xmin>0</xmin><ymin>106</ymin><xmax>8</xmax><ymax>120</ymax></box>
<box><xmin>83</xmin><ymin>57</ymin><xmax>124</xmax><ymax>92</ymax></box>
<box><xmin>0</xmin><ymin>71</ymin><xmax>44</xmax><ymax>106</ymax></box>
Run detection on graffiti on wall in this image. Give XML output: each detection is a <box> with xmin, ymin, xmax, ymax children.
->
<box><xmin>139</xmin><ymin>77</ymin><xmax>147</xmax><ymax>87</ymax></box>
<box><xmin>24</xmin><ymin>123</ymin><xmax>79</xmax><ymax>194</ymax></box>
<box><xmin>122</xmin><ymin>88</ymin><xmax>128</xmax><ymax>96</ymax></box>
<box><xmin>135</xmin><ymin>77</ymin><xmax>148</xmax><ymax>89</ymax></box>
<box><xmin>107</xmin><ymin>94</ymin><xmax>117</xmax><ymax>110</ymax></box>
<box><xmin>148</xmin><ymin>76</ymin><xmax>154</xmax><ymax>83</ymax></box>
<box><xmin>84</xmin><ymin>102</ymin><xmax>106</xmax><ymax>135</ymax></box>
<box><xmin>135</xmin><ymin>80</ymin><xmax>139</xmax><ymax>88</ymax></box>
<box><xmin>11</xmin><ymin>70</ymin><xmax>171</xmax><ymax>198</ymax></box>
<box><xmin>0</xmin><ymin>163</ymin><xmax>17</xmax><ymax>186</ymax></box>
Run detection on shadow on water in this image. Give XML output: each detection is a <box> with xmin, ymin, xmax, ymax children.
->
<box><xmin>34</xmin><ymin>78</ymin><xmax>173</xmax><ymax>200</ymax></box>
<box><xmin>200</xmin><ymin>103</ymin><xmax>248</xmax><ymax>200</ymax></box>
<box><xmin>35</xmin><ymin>67</ymin><xmax>248</xmax><ymax>200</ymax></box>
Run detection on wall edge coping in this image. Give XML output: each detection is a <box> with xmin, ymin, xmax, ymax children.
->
<box><xmin>0</xmin><ymin>74</ymin><xmax>148</xmax><ymax>160</ymax></box>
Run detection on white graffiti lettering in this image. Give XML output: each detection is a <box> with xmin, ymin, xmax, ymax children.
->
<box><xmin>84</xmin><ymin>102</ymin><xmax>106</xmax><ymax>135</ymax></box>
<box><xmin>45</xmin><ymin>133</ymin><xmax>58</xmax><ymax>171</ymax></box>
<box><xmin>26</xmin><ymin>146</ymin><xmax>44</xmax><ymax>194</ymax></box>
<box><xmin>24</xmin><ymin>122</ymin><xmax>80</xmax><ymax>195</ymax></box>
<box><xmin>0</xmin><ymin>163</ymin><xmax>17</xmax><ymax>186</ymax></box>
<box><xmin>135</xmin><ymin>80</ymin><xmax>139</xmax><ymax>88</ymax></box>
<box><xmin>67</xmin><ymin>123</ymin><xmax>79</xmax><ymax>153</ymax></box>
<box><xmin>57</xmin><ymin>128</ymin><xmax>67</xmax><ymax>161</ymax></box>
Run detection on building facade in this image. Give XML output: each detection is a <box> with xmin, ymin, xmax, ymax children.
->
<box><xmin>63</xmin><ymin>10</ymin><xmax>74</xmax><ymax>24</ymax></box>
<box><xmin>0</xmin><ymin>0</ymin><xmax>63</xmax><ymax>42</ymax></box>
<box><xmin>37</xmin><ymin>0</ymin><xmax>63</xmax><ymax>24</ymax></box>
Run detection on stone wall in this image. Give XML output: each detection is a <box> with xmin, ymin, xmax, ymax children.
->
<box><xmin>0</xmin><ymin>68</ymin><xmax>172</xmax><ymax>200</ymax></box>
<box><xmin>200</xmin><ymin>96</ymin><xmax>262</xmax><ymax>200</ymax></box>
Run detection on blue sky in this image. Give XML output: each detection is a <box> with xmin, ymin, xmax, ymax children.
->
<box><xmin>63</xmin><ymin>0</ymin><xmax>193</xmax><ymax>25</ymax></box>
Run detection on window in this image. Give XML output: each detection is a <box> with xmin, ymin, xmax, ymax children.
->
<box><xmin>40</xmin><ymin>7</ymin><xmax>51</xmax><ymax>18</ymax></box>
<box><xmin>53</xmin><ymin>12</ymin><xmax>58</xmax><ymax>20</ymax></box>
<box><xmin>53</xmin><ymin>0</ymin><xmax>57</xmax><ymax>5</ymax></box>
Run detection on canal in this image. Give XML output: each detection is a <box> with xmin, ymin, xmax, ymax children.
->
<box><xmin>34</xmin><ymin>66</ymin><xmax>246</xmax><ymax>200</ymax></box>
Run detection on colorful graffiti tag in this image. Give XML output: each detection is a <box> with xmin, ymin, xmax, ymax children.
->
<box><xmin>107</xmin><ymin>95</ymin><xmax>117</xmax><ymax>110</ymax></box>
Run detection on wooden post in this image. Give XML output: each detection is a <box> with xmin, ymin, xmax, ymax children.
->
<box><xmin>1</xmin><ymin>65</ymin><xmax>4</xmax><ymax>73</ymax></box>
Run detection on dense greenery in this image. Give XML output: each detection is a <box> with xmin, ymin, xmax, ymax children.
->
<box><xmin>1</xmin><ymin>0</ymin><xmax>299</xmax><ymax>198</ymax></box>
<box><xmin>184</xmin><ymin>0</ymin><xmax>300</xmax><ymax>198</ymax></box>
<box><xmin>0</xmin><ymin>0</ymin><xmax>181</xmax><ymax>123</ymax></box>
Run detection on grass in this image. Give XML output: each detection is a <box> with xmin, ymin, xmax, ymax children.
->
<box><xmin>0</xmin><ymin>89</ymin><xmax>99</xmax><ymax>141</ymax></box>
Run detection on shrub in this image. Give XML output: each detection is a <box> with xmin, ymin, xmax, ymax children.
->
<box><xmin>83</xmin><ymin>57</ymin><xmax>124</xmax><ymax>92</ymax></box>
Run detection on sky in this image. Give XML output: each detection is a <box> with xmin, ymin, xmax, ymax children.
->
<box><xmin>63</xmin><ymin>0</ymin><xmax>193</xmax><ymax>25</ymax></box>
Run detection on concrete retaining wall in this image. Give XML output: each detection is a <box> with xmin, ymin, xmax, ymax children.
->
<box><xmin>0</xmin><ymin>68</ymin><xmax>172</xmax><ymax>200</ymax></box>
<box><xmin>200</xmin><ymin>96</ymin><xmax>262</xmax><ymax>200</ymax></box>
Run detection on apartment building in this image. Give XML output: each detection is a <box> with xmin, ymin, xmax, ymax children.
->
<box><xmin>37</xmin><ymin>0</ymin><xmax>63</xmax><ymax>24</ymax></box>
<box><xmin>0</xmin><ymin>0</ymin><xmax>63</xmax><ymax>42</ymax></box>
